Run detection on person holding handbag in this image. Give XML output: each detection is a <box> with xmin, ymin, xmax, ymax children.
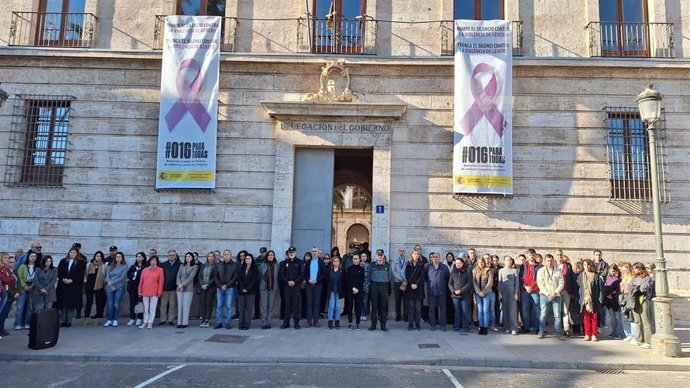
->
<box><xmin>126</xmin><ymin>252</ymin><xmax>147</xmax><ymax>326</ymax></box>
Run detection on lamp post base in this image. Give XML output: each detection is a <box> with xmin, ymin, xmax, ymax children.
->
<box><xmin>650</xmin><ymin>296</ymin><xmax>682</xmax><ymax>357</ymax></box>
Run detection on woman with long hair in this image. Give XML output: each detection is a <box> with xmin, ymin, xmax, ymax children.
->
<box><xmin>326</xmin><ymin>256</ymin><xmax>346</xmax><ymax>329</ymax></box>
<box><xmin>578</xmin><ymin>259</ymin><xmax>604</xmax><ymax>341</ymax></box>
<box><xmin>444</xmin><ymin>252</ymin><xmax>456</xmax><ymax>326</ymax></box>
<box><xmin>126</xmin><ymin>252</ymin><xmax>147</xmax><ymax>326</ymax></box>
<box><xmin>344</xmin><ymin>254</ymin><xmax>364</xmax><ymax>330</ymax></box>
<box><xmin>473</xmin><ymin>255</ymin><xmax>495</xmax><ymax>335</ymax></box>
<box><xmin>84</xmin><ymin>251</ymin><xmax>107</xmax><ymax>325</ymax></box>
<box><xmin>0</xmin><ymin>254</ymin><xmax>19</xmax><ymax>337</ymax></box>
<box><xmin>138</xmin><ymin>255</ymin><xmax>164</xmax><ymax>329</ymax></box>
<box><xmin>618</xmin><ymin>261</ymin><xmax>637</xmax><ymax>341</ymax></box>
<box><xmin>404</xmin><ymin>250</ymin><xmax>425</xmax><ymax>331</ymax></box>
<box><xmin>498</xmin><ymin>255</ymin><xmax>519</xmax><ymax>335</ymax></box>
<box><xmin>629</xmin><ymin>262</ymin><xmax>654</xmax><ymax>349</ymax></box>
<box><xmin>104</xmin><ymin>251</ymin><xmax>128</xmax><ymax>327</ymax></box>
<box><xmin>32</xmin><ymin>255</ymin><xmax>57</xmax><ymax>311</ymax></box>
<box><xmin>237</xmin><ymin>253</ymin><xmax>258</xmax><ymax>330</ymax></box>
<box><xmin>448</xmin><ymin>255</ymin><xmax>472</xmax><ymax>334</ymax></box>
<box><xmin>320</xmin><ymin>253</ymin><xmax>332</xmax><ymax>319</ymax></box>
<box><xmin>360</xmin><ymin>252</ymin><xmax>371</xmax><ymax>322</ymax></box>
<box><xmin>604</xmin><ymin>264</ymin><xmax>624</xmax><ymax>339</ymax></box>
<box><xmin>14</xmin><ymin>250</ymin><xmax>38</xmax><ymax>329</ymax></box>
<box><xmin>176</xmin><ymin>252</ymin><xmax>198</xmax><ymax>328</ymax></box>
<box><xmin>197</xmin><ymin>251</ymin><xmax>218</xmax><ymax>328</ymax></box>
<box><xmin>56</xmin><ymin>248</ymin><xmax>86</xmax><ymax>327</ymax></box>
<box><xmin>259</xmin><ymin>250</ymin><xmax>279</xmax><ymax>329</ymax></box>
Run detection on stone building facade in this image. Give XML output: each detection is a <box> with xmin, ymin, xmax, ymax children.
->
<box><xmin>0</xmin><ymin>0</ymin><xmax>689</xmax><ymax>295</ymax></box>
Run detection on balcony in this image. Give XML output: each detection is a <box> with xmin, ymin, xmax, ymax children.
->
<box><xmin>154</xmin><ymin>15</ymin><xmax>238</xmax><ymax>51</ymax></box>
<box><xmin>9</xmin><ymin>11</ymin><xmax>98</xmax><ymax>48</ymax></box>
<box><xmin>586</xmin><ymin>22</ymin><xmax>674</xmax><ymax>58</ymax></box>
<box><xmin>298</xmin><ymin>15</ymin><xmax>377</xmax><ymax>54</ymax></box>
<box><xmin>441</xmin><ymin>20</ymin><xmax>523</xmax><ymax>57</ymax></box>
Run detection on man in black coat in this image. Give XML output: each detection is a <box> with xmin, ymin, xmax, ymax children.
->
<box><xmin>280</xmin><ymin>246</ymin><xmax>303</xmax><ymax>329</ymax></box>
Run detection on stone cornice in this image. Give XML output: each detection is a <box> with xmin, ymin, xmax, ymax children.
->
<box><xmin>260</xmin><ymin>101</ymin><xmax>407</xmax><ymax>121</ymax></box>
<box><xmin>1</xmin><ymin>47</ymin><xmax>690</xmax><ymax>69</ymax></box>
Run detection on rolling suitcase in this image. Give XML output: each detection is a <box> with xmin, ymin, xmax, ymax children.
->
<box><xmin>28</xmin><ymin>308</ymin><xmax>60</xmax><ymax>350</ymax></box>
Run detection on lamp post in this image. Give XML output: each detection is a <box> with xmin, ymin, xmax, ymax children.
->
<box><xmin>635</xmin><ymin>84</ymin><xmax>681</xmax><ymax>357</ymax></box>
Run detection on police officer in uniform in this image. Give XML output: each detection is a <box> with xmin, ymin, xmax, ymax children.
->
<box><xmin>368</xmin><ymin>249</ymin><xmax>391</xmax><ymax>332</ymax></box>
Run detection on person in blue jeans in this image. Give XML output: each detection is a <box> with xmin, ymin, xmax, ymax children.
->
<box><xmin>519</xmin><ymin>251</ymin><xmax>541</xmax><ymax>333</ymax></box>
<box><xmin>14</xmin><ymin>251</ymin><xmax>38</xmax><ymax>329</ymax></box>
<box><xmin>536</xmin><ymin>254</ymin><xmax>564</xmax><ymax>340</ymax></box>
<box><xmin>214</xmin><ymin>249</ymin><xmax>238</xmax><ymax>329</ymax></box>
<box><xmin>448</xmin><ymin>255</ymin><xmax>473</xmax><ymax>334</ymax></box>
<box><xmin>104</xmin><ymin>252</ymin><xmax>128</xmax><ymax>327</ymax></box>
<box><xmin>472</xmin><ymin>256</ymin><xmax>495</xmax><ymax>335</ymax></box>
<box><xmin>326</xmin><ymin>257</ymin><xmax>345</xmax><ymax>329</ymax></box>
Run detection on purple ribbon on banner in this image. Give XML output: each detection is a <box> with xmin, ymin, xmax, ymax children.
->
<box><xmin>459</xmin><ymin>63</ymin><xmax>505</xmax><ymax>137</ymax></box>
<box><xmin>165</xmin><ymin>58</ymin><xmax>211</xmax><ymax>133</ymax></box>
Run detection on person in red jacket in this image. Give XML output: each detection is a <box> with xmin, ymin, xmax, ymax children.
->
<box><xmin>138</xmin><ymin>256</ymin><xmax>164</xmax><ymax>329</ymax></box>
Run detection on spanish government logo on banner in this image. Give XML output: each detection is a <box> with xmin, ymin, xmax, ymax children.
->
<box><xmin>155</xmin><ymin>15</ymin><xmax>220</xmax><ymax>189</ymax></box>
<box><xmin>453</xmin><ymin>20</ymin><xmax>513</xmax><ymax>196</ymax></box>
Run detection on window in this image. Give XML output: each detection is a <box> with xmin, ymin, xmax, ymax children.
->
<box><xmin>598</xmin><ymin>0</ymin><xmax>648</xmax><ymax>56</ymax></box>
<box><xmin>454</xmin><ymin>0</ymin><xmax>503</xmax><ymax>20</ymax></box>
<box><xmin>175</xmin><ymin>1</ymin><xmax>228</xmax><ymax>49</ymax></box>
<box><xmin>604</xmin><ymin>107</ymin><xmax>668</xmax><ymax>202</ymax></box>
<box><xmin>312</xmin><ymin>0</ymin><xmax>366</xmax><ymax>53</ymax></box>
<box><xmin>37</xmin><ymin>0</ymin><xmax>87</xmax><ymax>46</ymax></box>
<box><xmin>176</xmin><ymin>0</ymin><xmax>226</xmax><ymax>17</ymax></box>
<box><xmin>4</xmin><ymin>96</ymin><xmax>75</xmax><ymax>186</ymax></box>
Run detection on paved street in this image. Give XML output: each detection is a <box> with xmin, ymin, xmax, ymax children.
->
<box><xmin>0</xmin><ymin>362</ymin><xmax>688</xmax><ymax>388</ymax></box>
<box><xmin>0</xmin><ymin>319</ymin><xmax>688</xmax><ymax>371</ymax></box>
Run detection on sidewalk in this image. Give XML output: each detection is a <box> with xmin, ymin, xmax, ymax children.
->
<box><xmin>1</xmin><ymin>319</ymin><xmax>688</xmax><ymax>371</ymax></box>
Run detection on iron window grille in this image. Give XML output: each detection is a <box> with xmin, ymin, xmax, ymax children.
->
<box><xmin>4</xmin><ymin>95</ymin><xmax>76</xmax><ymax>187</ymax></box>
<box><xmin>603</xmin><ymin>106</ymin><xmax>669</xmax><ymax>202</ymax></box>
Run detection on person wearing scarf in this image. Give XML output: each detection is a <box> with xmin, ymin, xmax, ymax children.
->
<box><xmin>84</xmin><ymin>251</ymin><xmax>107</xmax><ymax>325</ymax></box>
<box><xmin>578</xmin><ymin>259</ymin><xmax>603</xmax><ymax>341</ymax></box>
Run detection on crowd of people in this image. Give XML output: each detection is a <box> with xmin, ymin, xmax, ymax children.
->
<box><xmin>0</xmin><ymin>241</ymin><xmax>657</xmax><ymax>351</ymax></box>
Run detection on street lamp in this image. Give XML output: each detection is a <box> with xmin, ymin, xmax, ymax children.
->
<box><xmin>635</xmin><ymin>84</ymin><xmax>681</xmax><ymax>357</ymax></box>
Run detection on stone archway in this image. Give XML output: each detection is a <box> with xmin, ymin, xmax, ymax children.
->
<box><xmin>346</xmin><ymin>223</ymin><xmax>370</xmax><ymax>247</ymax></box>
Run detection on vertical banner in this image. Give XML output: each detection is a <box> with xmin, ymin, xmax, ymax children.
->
<box><xmin>156</xmin><ymin>15</ymin><xmax>220</xmax><ymax>189</ymax></box>
<box><xmin>453</xmin><ymin>20</ymin><xmax>513</xmax><ymax>195</ymax></box>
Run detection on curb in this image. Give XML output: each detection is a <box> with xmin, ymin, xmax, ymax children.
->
<box><xmin>0</xmin><ymin>353</ymin><xmax>687</xmax><ymax>372</ymax></box>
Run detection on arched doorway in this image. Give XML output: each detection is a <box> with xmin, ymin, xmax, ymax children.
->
<box><xmin>346</xmin><ymin>223</ymin><xmax>370</xmax><ymax>249</ymax></box>
<box><xmin>332</xmin><ymin>182</ymin><xmax>372</xmax><ymax>254</ymax></box>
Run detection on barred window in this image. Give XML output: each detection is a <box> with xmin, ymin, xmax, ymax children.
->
<box><xmin>604</xmin><ymin>106</ymin><xmax>669</xmax><ymax>202</ymax></box>
<box><xmin>4</xmin><ymin>95</ymin><xmax>76</xmax><ymax>187</ymax></box>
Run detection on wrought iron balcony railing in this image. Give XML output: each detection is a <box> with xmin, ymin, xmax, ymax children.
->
<box><xmin>586</xmin><ymin>22</ymin><xmax>674</xmax><ymax>58</ymax></box>
<box><xmin>9</xmin><ymin>11</ymin><xmax>98</xmax><ymax>48</ymax></box>
<box><xmin>298</xmin><ymin>14</ymin><xmax>377</xmax><ymax>54</ymax></box>
<box><xmin>441</xmin><ymin>20</ymin><xmax>523</xmax><ymax>57</ymax></box>
<box><xmin>154</xmin><ymin>15</ymin><xmax>238</xmax><ymax>51</ymax></box>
